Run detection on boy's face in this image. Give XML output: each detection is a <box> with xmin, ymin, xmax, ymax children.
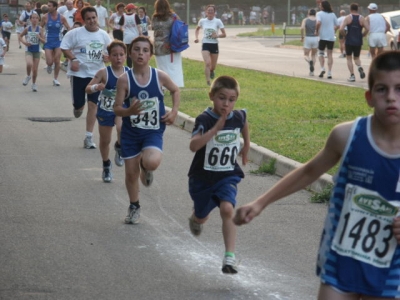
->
<box><xmin>366</xmin><ymin>70</ymin><xmax>400</xmax><ymax>124</ymax></box>
<box><xmin>210</xmin><ymin>88</ymin><xmax>238</xmax><ymax>116</ymax></box>
<box><xmin>130</xmin><ymin>41</ymin><xmax>152</xmax><ymax>66</ymax></box>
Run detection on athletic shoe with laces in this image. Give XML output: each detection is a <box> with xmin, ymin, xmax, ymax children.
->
<box><xmin>210</xmin><ymin>70</ymin><xmax>215</xmax><ymax>79</ymax></box>
<box><xmin>53</xmin><ymin>79</ymin><xmax>60</xmax><ymax>86</ymax></box>
<box><xmin>22</xmin><ymin>76</ymin><xmax>31</xmax><ymax>86</ymax></box>
<box><xmin>309</xmin><ymin>71</ymin><xmax>314</xmax><ymax>76</ymax></box>
<box><xmin>125</xmin><ymin>205</ymin><xmax>141</xmax><ymax>224</ymax></box>
<box><xmin>222</xmin><ymin>255</ymin><xmax>238</xmax><ymax>274</ymax></box>
<box><xmin>46</xmin><ymin>65</ymin><xmax>53</xmax><ymax>74</ymax></box>
<box><xmin>114</xmin><ymin>142</ymin><xmax>124</xmax><ymax>167</ymax></box>
<box><xmin>358</xmin><ymin>66</ymin><xmax>365</xmax><ymax>79</ymax></box>
<box><xmin>309</xmin><ymin>60</ymin><xmax>314</xmax><ymax>72</ymax></box>
<box><xmin>347</xmin><ymin>74</ymin><xmax>356</xmax><ymax>82</ymax></box>
<box><xmin>327</xmin><ymin>72</ymin><xmax>332</xmax><ymax>79</ymax></box>
<box><xmin>319</xmin><ymin>70</ymin><xmax>325</xmax><ymax>78</ymax></box>
<box><xmin>31</xmin><ymin>83</ymin><xmax>37</xmax><ymax>92</ymax></box>
<box><xmin>140</xmin><ymin>161</ymin><xmax>153</xmax><ymax>187</ymax></box>
<box><xmin>338</xmin><ymin>54</ymin><xmax>346</xmax><ymax>58</ymax></box>
<box><xmin>73</xmin><ymin>108</ymin><xmax>83</xmax><ymax>118</ymax></box>
<box><xmin>62</xmin><ymin>61</ymin><xmax>68</xmax><ymax>67</ymax></box>
<box><xmin>102</xmin><ymin>163</ymin><xmax>113</xmax><ymax>183</ymax></box>
<box><xmin>83</xmin><ymin>136</ymin><xmax>96</xmax><ymax>149</ymax></box>
<box><xmin>189</xmin><ymin>215</ymin><xmax>203</xmax><ymax>236</ymax></box>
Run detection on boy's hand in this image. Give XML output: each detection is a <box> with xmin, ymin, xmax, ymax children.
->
<box><xmin>215</xmin><ymin>112</ymin><xmax>227</xmax><ymax>132</ymax></box>
<box><xmin>128</xmin><ymin>97</ymin><xmax>144</xmax><ymax>115</ymax></box>
<box><xmin>96</xmin><ymin>83</ymin><xmax>106</xmax><ymax>91</ymax></box>
<box><xmin>233</xmin><ymin>202</ymin><xmax>262</xmax><ymax>226</ymax></box>
<box><xmin>393</xmin><ymin>217</ymin><xmax>400</xmax><ymax>244</ymax></box>
<box><xmin>240</xmin><ymin>143</ymin><xmax>250</xmax><ymax>165</ymax></box>
<box><xmin>161</xmin><ymin>109</ymin><xmax>177</xmax><ymax>125</ymax></box>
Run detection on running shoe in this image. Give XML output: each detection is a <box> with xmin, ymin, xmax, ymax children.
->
<box><xmin>358</xmin><ymin>67</ymin><xmax>365</xmax><ymax>79</ymax></box>
<box><xmin>189</xmin><ymin>215</ymin><xmax>203</xmax><ymax>236</ymax></box>
<box><xmin>114</xmin><ymin>142</ymin><xmax>124</xmax><ymax>167</ymax></box>
<box><xmin>309</xmin><ymin>61</ymin><xmax>314</xmax><ymax>72</ymax></box>
<box><xmin>222</xmin><ymin>255</ymin><xmax>238</xmax><ymax>274</ymax></box>
<box><xmin>327</xmin><ymin>72</ymin><xmax>332</xmax><ymax>79</ymax></box>
<box><xmin>102</xmin><ymin>163</ymin><xmax>113</xmax><ymax>183</ymax></box>
<box><xmin>319</xmin><ymin>70</ymin><xmax>325</xmax><ymax>78</ymax></box>
<box><xmin>53</xmin><ymin>79</ymin><xmax>60</xmax><ymax>86</ymax></box>
<box><xmin>83</xmin><ymin>136</ymin><xmax>96</xmax><ymax>149</ymax></box>
<box><xmin>22</xmin><ymin>76</ymin><xmax>31</xmax><ymax>86</ymax></box>
<box><xmin>125</xmin><ymin>205</ymin><xmax>141</xmax><ymax>224</ymax></box>
<box><xmin>31</xmin><ymin>83</ymin><xmax>37</xmax><ymax>92</ymax></box>
<box><xmin>309</xmin><ymin>72</ymin><xmax>314</xmax><ymax>76</ymax></box>
<box><xmin>338</xmin><ymin>54</ymin><xmax>346</xmax><ymax>58</ymax></box>
<box><xmin>140</xmin><ymin>161</ymin><xmax>153</xmax><ymax>187</ymax></box>
<box><xmin>62</xmin><ymin>61</ymin><xmax>68</xmax><ymax>67</ymax></box>
<box><xmin>73</xmin><ymin>108</ymin><xmax>83</xmax><ymax>118</ymax></box>
<box><xmin>46</xmin><ymin>65</ymin><xmax>53</xmax><ymax>74</ymax></box>
<box><xmin>347</xmin><ymin>74</ymin><xmax>356</xmax><ymax>82</ymax></box>
<box><xmin>210</xmin><ymin>70</ymin><xmax>215</xmax><ymax>79</ymax></box>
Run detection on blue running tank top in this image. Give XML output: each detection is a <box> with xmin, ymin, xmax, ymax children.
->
<box><xmin>26</xmin><ymin>25</ymin><xmax>41</xmax><ymax>53</ymax></box>
<box><xmin>46</xmin><ymin>13</ymin><xmax>62</xmax><ymax>41</ymax></box>
<box><xmin>140</xmin><ymin>16</ymin><xmax>148</xmax><ymax>36</ymax></box>
<box><xmin>345</xmin><ymin>14</ymin><xmax>363</xmax><ymax>46</ymax></box>
<box><xmin>97</xmin><ymin>66</ymin><xmax>130</xmax><ymax>117</ymax></box>
<box><xmin>122</xmin><ymin>67</ymin><xmax>165</xmax><ymax>137</ymax></box>
<box><xmin>317</xmin><ymin>116</ymin><xmax>400</xmax><ymax>297</ymax></box>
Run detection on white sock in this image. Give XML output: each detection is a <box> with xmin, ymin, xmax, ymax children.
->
<box><xmin>86</xmin><ymin>132</ymin><xmax>93</xmax><ymax>137</ymax></box>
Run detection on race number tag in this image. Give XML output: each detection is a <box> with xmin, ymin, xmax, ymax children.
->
<box><xmin>204</xmin><ymin>128</ymin><xmax>240</xmax><ymax>172</ymax></box>
<box><xmin>129</xmin><ymin>97</ymin><xmax>160</xmax><ymax>129</ymax></box>
<box><xmin>99</xmin><ymin>89</ymin><xmax>116</xmax><ymax>112</ymax></box>
<box><xmin>85</xmin><ymin>41</ymin><xmax>104</xmax><ymax>62</ymax></box>
<box><xmin>27</xmin><ymin>32</ymin><xmax>39</xmax><ymax>45</ymax></box>
<box><xmin>331</xmin><ymin>184</ymin><xmax>399</xmax><ymax>268</ymax></box>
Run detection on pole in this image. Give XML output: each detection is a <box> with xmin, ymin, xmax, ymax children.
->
<box><xmin>287</xmin><ymin>0</ymin><xmax>290</xmax><ymax>25</ymax></box>
<box><xmin>186</xmin><ymin>0</ymin><xmax>190</xmax><ymax>24</ymax></box>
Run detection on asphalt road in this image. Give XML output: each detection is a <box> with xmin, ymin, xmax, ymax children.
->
<box><xmin>0</xmin><ymin>28</ymin><xmax>341</xmax><ymax>299</ymax></box>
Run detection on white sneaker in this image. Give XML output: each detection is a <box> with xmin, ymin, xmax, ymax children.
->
<box><xmin>53</xmin><ymin>79</ymin><xmax>60</xmax><ymax>86</ymax></box>
<box><xmin>83</xmin><ymin>136</ymin><xmax>96</xmax><ymax>149</ymax></box>
<box><xmin>46</xmin><ymin>65</ymin><xmax>53</xmax><ymax>74</ymax></box>
<box><xmin>22</xmin><ymin>76</ymin><xmax>31</xmax><ymax>86</ymax></box>
<box><xmin>347</xmin><ymin>74</ymin><xmax>356</xmax><ymax>82</ymax></box>
<box><xmin>31</xmin><ymin>83</ymin><xmax>37</xmax><ymax>92</ymax></box>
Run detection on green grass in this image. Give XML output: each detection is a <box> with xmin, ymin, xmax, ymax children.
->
<box><xmin>155</xmin><ymin>57</ymin><xmax>372</xmax><ymax>175</ymax></box>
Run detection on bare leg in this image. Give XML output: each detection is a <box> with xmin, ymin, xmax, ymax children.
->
<box><xmin>201</xmin><ymin>50</ymin><xmax>212</xmax><ymax>84</ymax></box>
<box><xmin>86</xmin><ymin>101</ymin><xmax>98</xmax><ymax>133</ymax></box>
<box><xmin>98</xmin><ymin>125</ymin><xmax>112</xmax><ymax>161</ymax></box>
<box><xmin>220</xmin><ymin>201</ymin><xmax>236</xmax><ymax>253</ymax></box>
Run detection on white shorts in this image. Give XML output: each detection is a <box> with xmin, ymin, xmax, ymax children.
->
<box><xmin>155</xmin><ymin>53</ymin><xmax>184</xmax><ymax>87</ymax></box>
<box><xmin>304</xmin><ymin>36</ymin><xmax>318</xmax><ymax>49</ymax></box>
<box><xmin>368</xmin><ymin>32</ymin><xmax>387</xmax><ymax>48</ymax></box>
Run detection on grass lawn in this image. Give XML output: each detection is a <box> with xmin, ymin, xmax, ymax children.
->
<box><xmin>155</xmin><ymin>57</ymin><xmax>372</xmax><ymax>174</ymax></box>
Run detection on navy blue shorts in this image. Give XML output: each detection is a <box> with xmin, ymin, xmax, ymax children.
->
<box><xmin>120</xmin><ymin>128</ymin><xmax>164</xmax><ymax>159</ymax></box>
<box><xmin>318</xmin><ymin>40</ymin><xmax>335</xmax><ymax>51</ymax></box>
<box><xmin>70</xmin><ymin>76</ymin><xmax>100</xmax><ymax>109</ymax></box>
<box><xmin>202</xmin><ymin>43</ymin><xmax>219</xmax><ymax>54</ymax></box>
<box><xmin>345</xmin><ymin>44</ymin><xmax>362</xmax><ymax>57</ymax></box>
<box><xmin>44</xmin><ymin>38</ymin><xmax>61</xmax><ymax>50</ymax></box>
<box><xmin>96</xmin><ymin>109</ymin><xmax>116</xmax><ymax>127</ymax></box>
<box><xmin>189</xmin><ymin>176</ymin><xmax>241</xmax><ymax>219</ymax></box>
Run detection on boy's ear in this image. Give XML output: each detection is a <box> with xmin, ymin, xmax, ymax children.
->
<box><xmin>365</xmin><ymin>90</ymin><xmax>373</xmax><ymax>108</ymax></box>
<box><xmin>208</xmin><ymin>92</ymin><xmax>213</xmax><ymax>100</ymax></box>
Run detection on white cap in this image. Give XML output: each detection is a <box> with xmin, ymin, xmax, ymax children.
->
<box><xmin>367</xmin><ymin>3</ymin><xmax>378</xmax><ymax>10</ymax></box>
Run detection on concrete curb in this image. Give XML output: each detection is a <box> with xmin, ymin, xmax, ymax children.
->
<box><xmin>168</xmin><ymin>108</ymin><xmax>334</xmax><ymax>194</ymax></box>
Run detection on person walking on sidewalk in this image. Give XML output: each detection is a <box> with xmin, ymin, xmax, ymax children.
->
<box><xmin>364</xmin><ymin>3</ymin><xmax>390</xmax><ymax>59</ymax></box>
<box><xmin>235</xmin><ymin>50</ymin><xmax>400</xmax><ymax>300</ymax></box>
<box><xmin>61</xmin><ymin>6</ymin><xmax>111</xmax><ymax>149</ymax></box>
<box><xmin>194</xmin><ymin>4</ymin><xmax>226</xmax><ymax>86</ymax></box>
<box><xmin>85</xmin><ymin>40</ymin><xmax>129</xmax><ymax>182</ymax></box>
<box><xmin>339</xmin><ymin>3</ymin><xmax>366</xmax><ymax>82</ymax></box>
<box><xmin>188</xmin><ymin>75</ymin><xmax>249</xmax><ymax>274</ymax></box>
<box><xmin>19</xmin><ymin>13</ymin><xmax>45</xmax><ymax>92</ymax></box>
<box><xmin>337</xmin><ymin>10</ymin><xmax>347</xmax><ymax>58</ymax></box>
<box><xmin>114</xmin><ymin>36</ymin><xmax>180</xmax><ymax>225</ymax></box>
<box><xmin>300</xmin><ymin>9</ymin><xmax>318</xmax><ymax>76</ymax></box>
<box><xmin>316</xmin><ymin>0</ymin><xmax>338</xmax><ymax>79</ymax></box>
<box><xmin>41</xmin><ymin>0</ymin><xmax>70</xmax><ymax>87</ymax></box>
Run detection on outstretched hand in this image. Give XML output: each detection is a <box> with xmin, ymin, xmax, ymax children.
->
<box><xmin>233</xmin><ymin>202</ymin><xmax>262</xmax><ymax>226</ymax></box>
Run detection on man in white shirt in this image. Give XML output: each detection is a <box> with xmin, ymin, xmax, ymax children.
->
<box><xmin>337</xmin><ymin>10</ymin><xmax>346</xmax><ymax>58</ymax></box>
<box><xmin>363</xmin><ymin>3</ymin><xmax>390</xmax><ymax>59</ymax></box>
<box><xmin>61</xmin><ymin>6</ymin><xmax>111</xmax><ymax>149</ymax></box>
<box><xmin>57</xmin><ymin>0</ymin><xmax>67</xmax><ymax>15</ymax></box>
<box><xmin>94</xmin><ymin>0</ymin><xmax>109</xmax><ymax>33</ymax></box>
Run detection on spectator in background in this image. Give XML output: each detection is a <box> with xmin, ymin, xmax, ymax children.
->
<box><xmin>57</xmin><ymin>0</ymin><xmax>67</xmax><ymax>15</ymax></box>
<box><xmin>337</xmin><ymin>10</ymin><xmax>347</xmax><ymax>58</ymax></box>
<box><xmin>152</xmin><ymin>0</ymin><xmax>184</xmax><ymax>87</ymax></box>
<box><xmin>34</xmin><ymin>2</ymin><xmax>42</xmax><ymax>18</ymax></box>
<box><xmin>73</xmin><ymin>0</ymin><xmax>84</xmax><ymax>25</ymax></box>
<box><xmin>94</xmin><ymin>0</ymin><xmax>109</xmax><ymax>33</ymax></box>
<box><xmin>238</xmin><ymin>9</ymin><xmax>243</xmax><ymax>26</ymax></box>
<box><xmin>364</xmin><ymin>3</ymin><xmax>390</xmax><ymax>59</ymax></box>
<box><xmin>300</xmin><ymin>9</ymin><xmax>318</xmax><ymax>76</ymax></box>
<box><xmin>109</xmin><ymin>2</ymin><xmax>125</xmax><ymax>41</ymax></box>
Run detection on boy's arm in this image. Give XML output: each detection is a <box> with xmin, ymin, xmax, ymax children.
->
<box><xmin>234</xmin><ymin>121</ymin><xmax>353</xmax><ymax>226</ymax></box>
<box><xmin>190</xmin><ymin>114</ymin><xmax>227</xmax><ymax>152</ymax></box>
<box><xmin>240</xmin><ymin>120</ymin><xmax>250</xmax><ymax>165</ymax></box>
<box><xmin>85</xmin><ymin>69</ymin><xmax>106</xmax><ymax>94</ymax></box>
<box><xmin>113</xmin><ymin>73</ymin><xmax>143</xmax><ymax>117</ymax></box>
<box><xmin>158</xmin><ymin>70</ymin><xmax>180</xmax><ymax>125</ymax></box>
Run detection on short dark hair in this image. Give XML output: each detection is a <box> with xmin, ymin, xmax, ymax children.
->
<box><xmin>350</xmin><ymin>3</ymin><xmax>358</xmax><ymax>11</ymax></box>
<box><xmin>309</xmin><ymin>9</ymin><xmax>316</xmax><ymax>16</ymax></box>
<box><xmin>48</xmin><ymin>0</ymin><xmax>58</xmax><ymax>8</ymax></box>
<box><xmin>81</xmin><ymin>6</ymin><xmax>97</xmax><ymax>20</ymax></box>
<box><xmin>108</xmin><ymin>39</ymin><xmax>127</xmax><ymax>55</ymax></box>
<box><xmin>128</xmin><ymin>36</ymin><xmax>154</xmax><ymax>56</ymax></box>
<box><xmin>368</xmin><ymin>51</ymin><xmax>400</xmax><ymax>90</ymax></box>
<box><xmin>210</xmin><ymin>76</ymin><xmax>240</xmax><ymax>97</ymax></box>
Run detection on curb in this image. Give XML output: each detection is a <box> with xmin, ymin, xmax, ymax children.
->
<box><xmin>168</xmin><ymin>108</ymin><xmax>333</xmax><ymax>194</ymax></box>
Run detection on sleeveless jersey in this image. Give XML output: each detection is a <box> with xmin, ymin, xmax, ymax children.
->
<box><xmin>188</xmin><ymin>108</ymin><xmax>246</xmax><ymax>183</ymax></box>
<box><xmin>369</xmin><ymin>13</ymin><xmax>387</xmax><ymax>33</ymax></box>
<box><xmin>46</xmin><ymin>13</ymin><xmax>63</xmax><ymax>42</ymax></box>
<box><xmin>346</xmin><ymin>14</ymin><xmax>363</xmax><ymax>46</ymax></box>
<box><xmin>97</xmin><ymin>66</ymin><xmax>130</xmax><ymax>117</ymax></box>
<box><xmin>121</xmin><ymin>67</ymin><xmax>165</xmax><ymax>137</ymax></box>
<box><xmin>26</xmin><ymin>25</ymin><xmax>41</xmax><ymax>53</ymax></box>
<box><xmin>305</xmin><ymin>18</ymin><xmax>316</xmax><ymax>36</ymax></box>
<box><xmin>140</xmin><ymin>15</ymin><xmax>148</xmax><ymax>36</ymax></box>
<box><xmin>317</xmin><ymin>116</ymin><xmax>400</xmax><ymax>297</ymax></box>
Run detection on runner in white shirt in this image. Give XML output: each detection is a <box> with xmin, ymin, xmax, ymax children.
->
<box><xmin>364</xmin><ymin>3</ymin><xmax>390</xmax><ymax>59</ymax></box>
<box><xmin>61</xmin><ymin>6</ymin><xmax>111</xmax><ymax>149</ymax></box>
<box><xmin>94</xmin><ymin>0</ymin><xmax>109</xmax><ymax>33</ymax></box>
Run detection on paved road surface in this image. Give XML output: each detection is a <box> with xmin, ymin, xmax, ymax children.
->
<box><xmin>0</xmin><ymin>29</ymin><xmax>341</xmax><ymax>299</ymax></box>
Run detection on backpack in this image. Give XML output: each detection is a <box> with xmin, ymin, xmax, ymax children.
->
<box><xmin>169</xmin><ymin>14</ymin><xmax>189</xmax><ymax>52</ymax></box>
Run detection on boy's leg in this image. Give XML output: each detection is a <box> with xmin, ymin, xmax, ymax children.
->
<box><xmin>32</xmin><ymin>57</ymin><xmax>40</xmax><ymax>83</ymax></box>
<box><xmin>220</xmin><ymin>200</ymin><xmax>236</xmax><ymax>253</ymax></box>
<box><xmin>124</xmin><ymin>155</ymin><xmax>141</xmax><ymax>224</ymax></box>
<box><xmin>98</xmin><ymin>124</ymin><xmax>112</xmax><ymax>162</ymax></box>
<box><xmin>140</xmin><ymin>148</ymin><xmax>162</xmax><ymax>187</ymax></box>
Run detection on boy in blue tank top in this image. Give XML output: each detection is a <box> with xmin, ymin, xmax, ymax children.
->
<box><xmin>188</xmin><ymin>76</ymin><xmax>250</xmax><ymax>274</ymax></box>
<box><xmin>235</xmin><ymin>51</ymin><xmax>400</xmax><ymax>299</ymax></box>
<box><xmin>114</xmin><ymin>36</ymin><xmax>180</xmax><ymax>225</ymax></box>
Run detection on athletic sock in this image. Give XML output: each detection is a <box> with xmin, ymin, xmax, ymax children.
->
<box><xmin>103</xmin><ymin>159</ymin><xmax>111</xmax><ymax>167</ymax></box>
<box><xmin>85</xmin><ymin>131</ymin><xmax>93</xmax><ymax>137</ymax></box>
<box><xmin>130</xmin><ymin>201</ymin><xmax>140</xmax><ymax>209</ymax></box>
<box><xmin>225</xmin><ymin>251</ymin><xmax>235</xmax><ymax>258</ymax></box>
